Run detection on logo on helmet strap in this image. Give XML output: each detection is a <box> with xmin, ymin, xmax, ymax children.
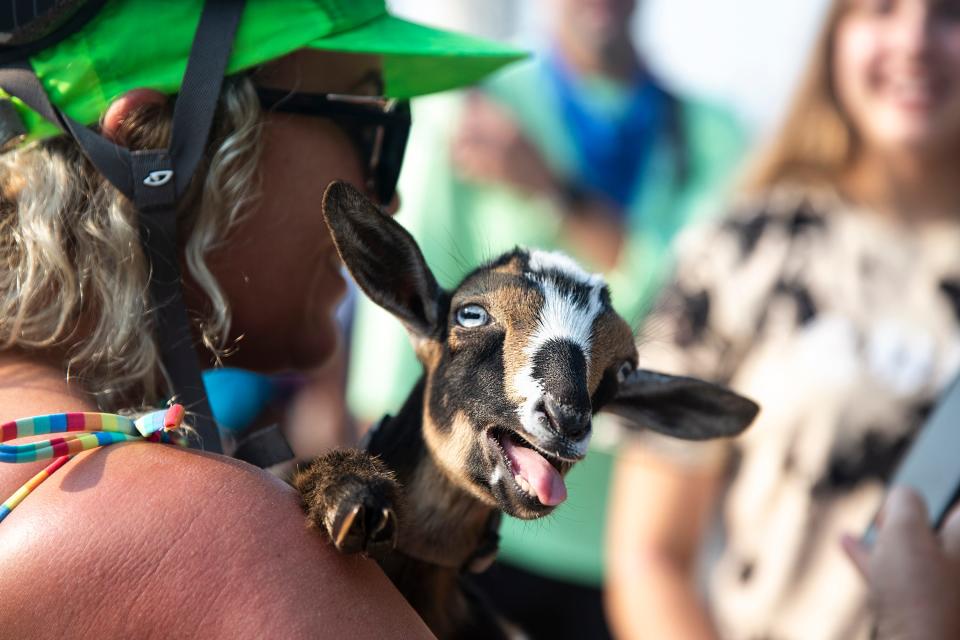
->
<box><xmin>143</xmin><ymin>170</ymin><xmax>174</xmax><ymax>187</ymax></box>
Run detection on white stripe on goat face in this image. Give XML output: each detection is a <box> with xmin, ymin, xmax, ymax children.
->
<box><xmin>512</xmin><ymin>250</ymin><xmax>606</xmax><ymax>456</ymax></box>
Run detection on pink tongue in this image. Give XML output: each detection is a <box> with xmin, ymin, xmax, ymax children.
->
<box><xmin>501</xmin><ymin>434</ymin><xmax>567</xmax><ymax>506</ymax></box>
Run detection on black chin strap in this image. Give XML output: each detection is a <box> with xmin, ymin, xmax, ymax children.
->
<box><xmin>0</xmin><ymin>0</ymin><xmax>250</xmax><ymax>454</ymax></box>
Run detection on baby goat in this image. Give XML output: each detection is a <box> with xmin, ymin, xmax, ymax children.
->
<box><xmin>295</xmin><ymin>182</ymin><xmax>758</xmax><ymax>638</ymax></box>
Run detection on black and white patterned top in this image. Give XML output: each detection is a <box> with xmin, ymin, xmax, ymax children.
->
<box><xmin>638</xmin><ymin>186</ymin><xmax>960</xmax><ymax>640</ymax></box>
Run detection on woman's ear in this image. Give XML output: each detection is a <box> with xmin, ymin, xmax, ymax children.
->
<box><xmin>101</xmin><ymin>88</ymin><xmax>168</xmax><ymax>143</ymax></box>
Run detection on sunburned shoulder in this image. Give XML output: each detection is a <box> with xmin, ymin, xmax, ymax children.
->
<box><xmin>0</xmin><ymin>443</ymin><xmax>432</xmax><ymax>639</ymax></box>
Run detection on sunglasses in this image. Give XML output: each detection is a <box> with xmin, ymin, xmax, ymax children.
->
<box><xmin>256</xmin><ymin>87</ymin><xmax>411</xmax><ymax>205</ymax></box>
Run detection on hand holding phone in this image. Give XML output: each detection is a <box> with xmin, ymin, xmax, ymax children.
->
<box><xmin>846</xmin><ymin>487</ymin><xmax>960</xmax><ymax>640</ymax></box>
<box><xmin>862</xmin><ymin>376</ymin><xmax>960</xmax><ymax>547</ymax></box>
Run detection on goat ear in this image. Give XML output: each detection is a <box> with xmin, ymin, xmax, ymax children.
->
<box><xmin>322</xmin><ymin>181</ymin><xmax>443</xmax><ymax>337</ymax></box>
<box><xmin>602</xmin><ymin>369</ymin><xmax>759</xmax><ymax>441</ymax></box>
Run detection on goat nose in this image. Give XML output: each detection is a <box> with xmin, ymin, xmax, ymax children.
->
<box><xmin>542</xmin><ymin>393</ymin><xmax>591</xmax><ymax>441</ymax></box>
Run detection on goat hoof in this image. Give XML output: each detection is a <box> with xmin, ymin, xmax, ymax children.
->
<box><xmin>330</xmin><ymin>501</ymin><xmax>398</xmax><ymax>555</ymax></box>
<box><xmin>294</xmin><ymin>449</ymin><xmax>400</xmax><ymax>555</ymax></box>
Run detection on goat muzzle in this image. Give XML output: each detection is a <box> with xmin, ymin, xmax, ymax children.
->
<box><xmin>542</xmin><ymin>393</ymin><xmax>591</xmax><ymax>441</ymax></box>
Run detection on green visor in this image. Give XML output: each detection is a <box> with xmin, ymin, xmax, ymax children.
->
<box><xmin>11</xmin><ymin>0</ymin><xmax>525</xmax><ymax>142</ymax></box>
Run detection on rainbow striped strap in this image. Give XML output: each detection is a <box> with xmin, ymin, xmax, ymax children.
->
<box><xmin>0</xmin><ymin>405</ymin><xmax>188</xmax><ymax>522</ymax></box>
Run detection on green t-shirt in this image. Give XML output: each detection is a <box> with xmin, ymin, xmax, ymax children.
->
<box><xmin>347</xmin><ymin>59</ymin><xmax>747</xmax><ymax>586</ymax></box>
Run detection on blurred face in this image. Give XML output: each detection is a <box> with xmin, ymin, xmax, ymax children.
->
<box><xmin>834</xmin><ymin>0</ymin><xmax>960</xmax><ymax>156</ymax></box>
<box><xmin>205</xmin><ymin>50</ymin><xmax>395</xmax><ymax>372</ymax></box>
<box><xmin>549</xmin><ymin>0</ymin><xmax>636</xmax><ymax>49</ymax></box>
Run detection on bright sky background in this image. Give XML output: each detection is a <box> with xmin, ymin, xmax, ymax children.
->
<box><xmin>639</xmin><ymin>0</ymin><xmax>832</xmax><ymax>131</ymax></box>
<box><xmin>389</xmin><ymin>0</ymin><xmax>833</xmax><ymax>133</ymax></box>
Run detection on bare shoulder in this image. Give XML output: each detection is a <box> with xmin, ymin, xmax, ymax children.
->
<box><xmin>0</xmin><ymin>442</ymin><xmax>432</xmax><ymax>639</ymax></box>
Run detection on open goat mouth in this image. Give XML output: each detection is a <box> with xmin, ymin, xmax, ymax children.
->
<box><xmin>487</xmin><ymin>427</ymin><xmax>576</xmax><ymax>508</ymax></box>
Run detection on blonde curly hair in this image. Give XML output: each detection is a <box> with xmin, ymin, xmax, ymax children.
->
<box><xmin>0</xmin><ymin>76</ymin><xmax>263</xmax><ymax>411</ymax></box>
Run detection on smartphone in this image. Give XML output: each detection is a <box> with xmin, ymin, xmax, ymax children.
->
<box><xmin>862</xmin><ymin>375</ymin><xmax>960</xmax><ymax>548</ymax></box>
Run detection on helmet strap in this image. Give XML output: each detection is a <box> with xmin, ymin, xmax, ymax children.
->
<box><xmin>0</xmin><ymin>0</ymin><xmax>256</xmax><ymax>455</ymax></box>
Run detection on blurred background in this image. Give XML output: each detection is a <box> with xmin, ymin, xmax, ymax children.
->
<box><xmin>336</xmin><ymin>1</ymin><xmax>960</xmax><ymax>638</ymax></box>
<box><xmin>389</xmin><ymin>0</ymin><xmax>832</xmax><ymax>132</ymax></box>
<box><xmin>346</xmin><ymin>0</ymin><xmax>837</xmax><ymax>637</ymax></box>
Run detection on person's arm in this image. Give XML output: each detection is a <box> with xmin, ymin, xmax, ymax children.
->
<box><xmin>604</xmin><ymin>198</ymin><xmax>783</xmax><ymax>638</ymax></box>
<box><xmin>450</xmin><ymin>93</ymin><xmax>625</xmax><ymax>270</ymax></box>
<box><xmin>605</xmin><ymin>442</ymin><xmax>723</xmax><ymax>640</ymax></box>
<box><xmin>0</xmin><ymin>357</ymin><xmax>433</xmax><ymax>640</ymax></box>
<box><xmin>842</xmin><ymin>487</ymin><xmax>960</xmax><ymax>640</ymax></box>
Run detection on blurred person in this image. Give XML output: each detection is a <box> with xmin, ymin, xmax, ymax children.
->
<box><xmin>606</xmin><ymin>0</ymin><xmax>960</xmax><ymax>638</ymax></box>
<box><xmin>348</xmin><ymin>0</ymin><xmax>746</xmax><ymax>636</ymax></box>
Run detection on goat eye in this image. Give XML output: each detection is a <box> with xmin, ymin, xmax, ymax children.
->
<box><xmin>455</xmin><ymin>304</ymin><xmax>489</xmax><ymax>328</ymax></box>
<box><xmin>616</xmin><ymin>361</ymin><xmax>635</xmax><ymax>384</ymax></box>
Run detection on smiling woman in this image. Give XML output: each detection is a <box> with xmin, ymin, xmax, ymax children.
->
<box><xmin>833</xmin><ymin>0</ymin><xmax>960</xmax><ymax>156</ymax></box>
<box><xmin>607</xmin><ymin>1</ymin><xmax>960</xmax><ymax>639</ymax></box>
<box><xmin>0</xmin><ymin>0</ymin><xmax>523</xmax><ymax>636</ymax></box>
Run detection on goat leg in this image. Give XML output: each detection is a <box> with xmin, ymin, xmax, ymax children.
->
<box><xmin>294</xmin><ymin>449</ymin><xmax>401</xmax><ymax>555</ymax></box>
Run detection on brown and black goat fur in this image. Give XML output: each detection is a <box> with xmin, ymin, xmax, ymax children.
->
<box><xmin>294</xmin><ymin>182</ymin><xmax>759</xmax><ymax>638</ymax></box>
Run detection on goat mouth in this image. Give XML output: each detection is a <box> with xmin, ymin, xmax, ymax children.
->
<box><xmin>487</xmin><ymin>427</ymin><xmax>572</xmax><ymax>508</ymax></box>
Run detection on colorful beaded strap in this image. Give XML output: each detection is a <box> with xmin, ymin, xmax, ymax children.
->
<box><xmin>0</xmin><ymin>404</ymin><xmax>188</xmax><ymax>523</ymax></box>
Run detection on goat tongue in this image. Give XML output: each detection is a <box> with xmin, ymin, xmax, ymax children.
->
<box><xmin>500</xmin><ymin>434</ymin><xmax>567</xmax><ymax>506</ymax></box>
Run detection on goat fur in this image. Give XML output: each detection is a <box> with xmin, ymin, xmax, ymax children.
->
<box><xmin>294</xmin><ymin>182</ymin><xmax>759</xmax><ymax>638</ymax></box>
